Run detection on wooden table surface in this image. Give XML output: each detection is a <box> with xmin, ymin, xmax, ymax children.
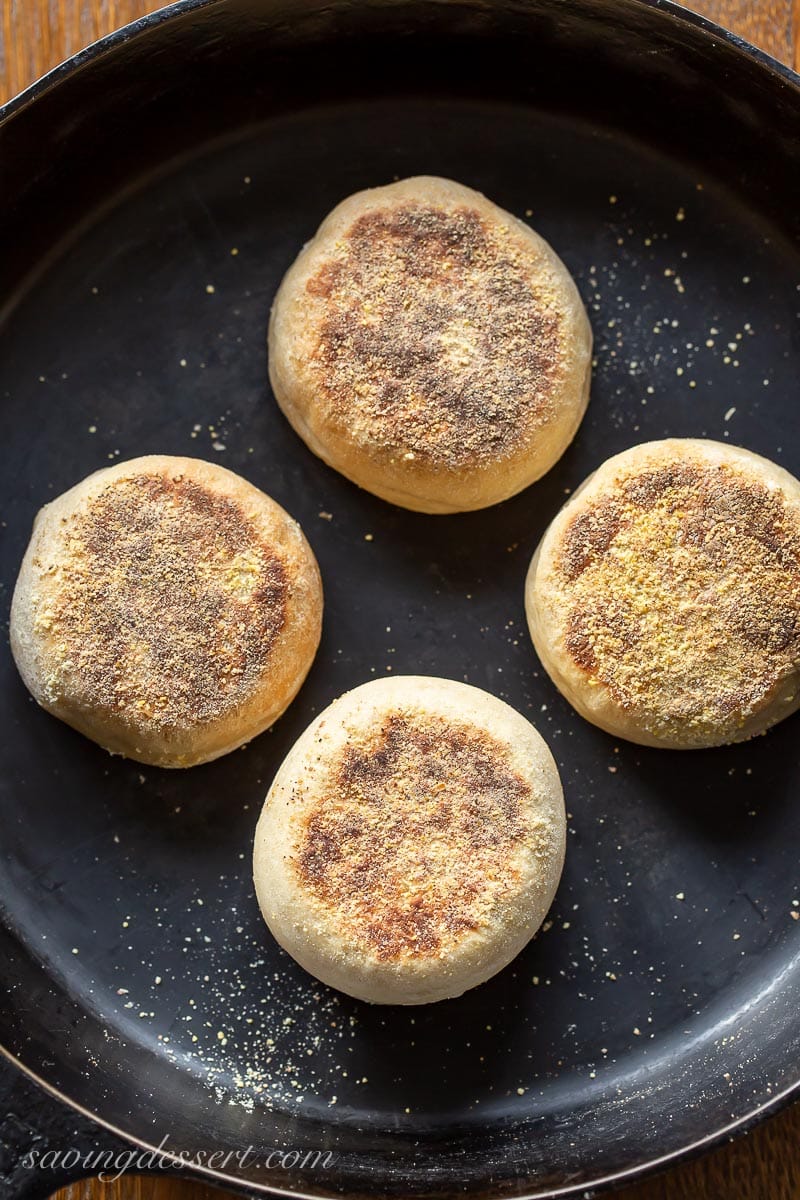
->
<box><xmin>2</xmin><ymin>2</ymin><xmax>800</xmax><ymax>1199</ymax></box>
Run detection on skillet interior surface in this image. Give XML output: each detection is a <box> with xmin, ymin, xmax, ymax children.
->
<box><xmin>1</xmin><ymin>1</ymin><xmax>800</xmax><ymax>1195</ymax></box>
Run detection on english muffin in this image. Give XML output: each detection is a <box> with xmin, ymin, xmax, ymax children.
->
<box><xmin>269</xmin><ymin>176</ymin><xmax>592</xmax><ymax>513</ymax></box>
<box><xmin>11</xmin><ymin>456</ymin><xmax>322</xmax><ymax>768</ymax></box>
<box><xmin>526</xmin><ymin>439</ymin><xmax>800</xmax><ymax>749</ymax></box>
<box><xmin>253</xmin><ymin>675</ymin><xmax>565</xmax><ymax>1004</ymax></box>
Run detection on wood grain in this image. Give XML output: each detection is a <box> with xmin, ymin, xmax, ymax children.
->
<box><xmin>690</xmin><ymin>0</ymin><xmax>796</xmax><ymax>64</ymax></box>
<box><xmin>0</xmin><ymin>1</ymin><xmax>165</xmax><ymax>105</ymax></box>
<box><xmin>3</xmin><ymin>2</ymin><xmax>800</xmax><ymax>1199</ymax></box>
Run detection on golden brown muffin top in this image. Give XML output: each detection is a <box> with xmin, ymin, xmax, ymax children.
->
<box><xmin>556</xmin><ymin>461</ymin><xmax>800</xmax><ymax>740</ymax></box>
<box><xmin>305</xmin><ymin>202</ymin><xmax>565</xmax><ymax>470</ymax></box>
<box><xmin>33</xmin><ymin>471</ymin><xmax>287</xmax><ymax>730</ymax></box>
<box><xmin>293</xmin><ymin>710</ymin><xmax>547</xmax><ymax>962</ymax></box>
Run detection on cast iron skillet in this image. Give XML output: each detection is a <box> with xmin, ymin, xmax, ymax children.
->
<box><xmin>1</xmin><ymin>1</ymin><xmax>799</xmax><ymax>1196</ymax></box>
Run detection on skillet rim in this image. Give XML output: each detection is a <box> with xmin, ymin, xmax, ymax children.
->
<box><xmin>3</xmin><ymin>1040</ymin><xmax>800</xmax><ymax>1198</ymax></box>
<box><xmin>1</xmin><ymin>0</ymin><xmax>799</xmax><ymax>127</ymax></box>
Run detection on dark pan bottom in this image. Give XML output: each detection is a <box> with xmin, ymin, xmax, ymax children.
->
<box><xmin>1</xmin><ymin>90</ymin><xmax>799</xmax><ymax>1195</ymax></box>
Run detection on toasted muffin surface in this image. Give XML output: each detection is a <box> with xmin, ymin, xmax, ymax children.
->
<box><xmin>527</xmin><ymin>440</ymin><xmax>800</xmax><ymax>747</ymax></box>
<box><xmin>39</xmin><ymin>470</ymin><xmax>288</xmax><ymax>728</ymax></box>
<box><xmin>11</xmin><ymin>456</ymin><xmax>323</xmax><ymax>766</ymax></box>
<box><xmin>304</xmin><ymin>200</ymin><xmax>562</xmax><ymax>471</ymax></box>
<box><xmin>269</xmin><ymin>177</ymin><xmax>592</xmax><ymax>513</ymax></box>
<box><xmin>253</xmin><ymin>676</ymin><xmax>565</xmax><ymax>1004</ymax></box>
<box><xmin>295</xmin><ymin>710</ymin><xmax>536</xmax><ymax>964</ymax></box>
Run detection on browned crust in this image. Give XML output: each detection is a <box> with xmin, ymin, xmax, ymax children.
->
<box><xmin>304</xmin><ymin>202</ymin><xmax>562</xmax><ymax>470</ymax></box>
<box><xmin>36</xmin><ymin>471</ymin><xmax>288</xmax><ymax>731</ymax></box>
<box><xmin>555</xmin><ymin>461</ymin><xmax>800</xmax><ymax>738</ymax></box>
<box><xmin>293</xmin><ymin>711</ymin><xmax>533</xmax><ymax>962</ymax></box>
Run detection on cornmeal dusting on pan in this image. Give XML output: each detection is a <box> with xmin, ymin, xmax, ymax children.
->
<box><xmin>294</xmin><ymin>711</ymin><xmax>555</xmax><ymax>962</ymax></box>
<box><xmin>557</xmin><ymin>462</ymin><xmax>800</xmax><ymax>740</ymax></box>
<box><xmin>32</xmin><ymin>472</ymin><xmax>287</xmax><ymax>728</ymax></box>
<box><xmin>305</xmin><ymin>204</ymin><xmax>564</xmax><ymax>469</ymax></box>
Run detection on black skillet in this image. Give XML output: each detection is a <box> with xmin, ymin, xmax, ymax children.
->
<box><xmin>1</xmin><ymin>1</ymin><xmax>799</xmax><ymax>1197</ymax></box>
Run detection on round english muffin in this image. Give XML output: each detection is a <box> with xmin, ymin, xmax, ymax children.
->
<box><xmin>268</xmin><ymin>176</ymin><xmax>592</xmax><ymax>514</ymax></box>
<box><xmin>253</xmin><ymin>675</ymin><xmax>565</xmax><ymax>1005</ymax></box>
<box><xmin>11</xmin><ymin>456</ymin><xmax>323</xmax><ymax>768</ymax></box>
<box><xmin>526</xmin><ymin>438</ymin><xmax>800</xmax><ymax>749</ymax></box>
